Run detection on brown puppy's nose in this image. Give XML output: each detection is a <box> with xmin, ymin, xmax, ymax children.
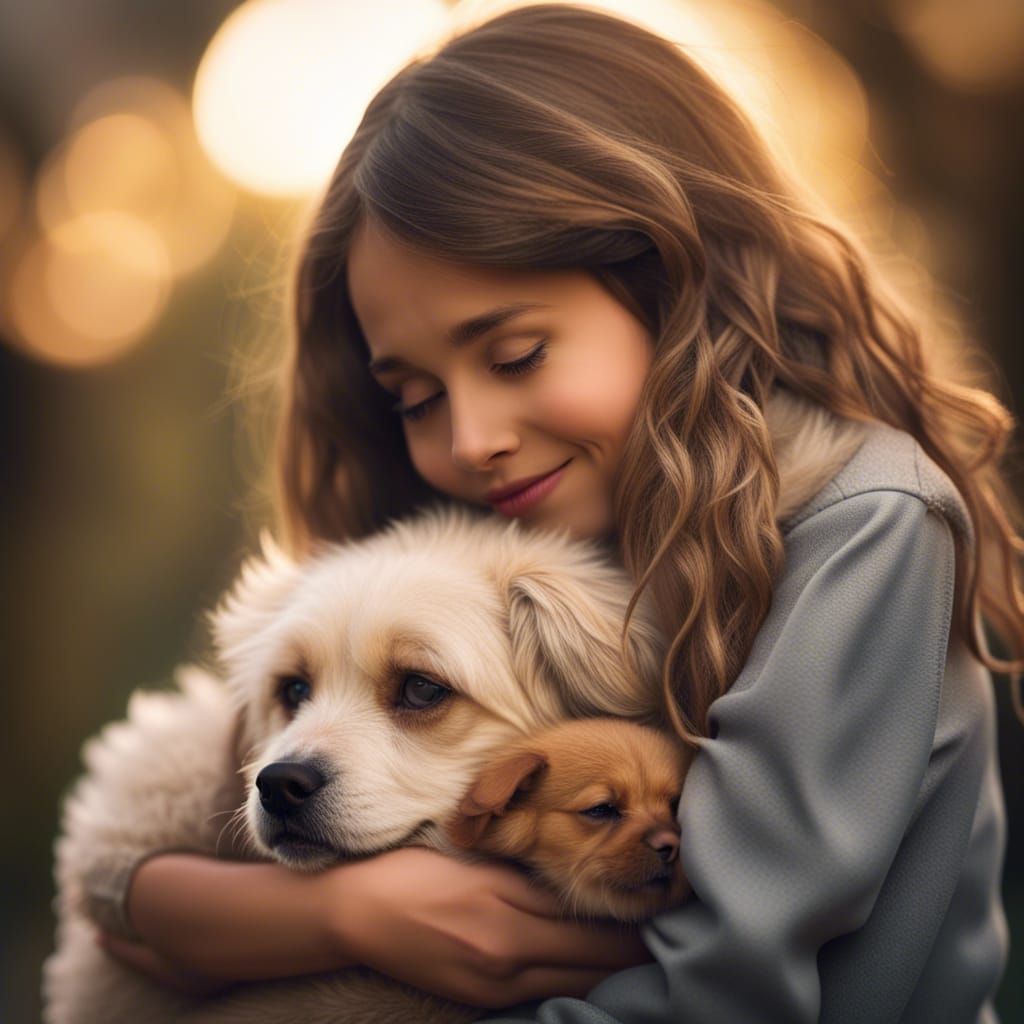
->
<box><xmin>644</xmin><ymin>827</ymin><xmax>680</xmax><ymax>864</ymax></box>
<box><xmin>256</xmin><ymin>761</ymin><xmax>325</xmax><ymax>818</ymax></box>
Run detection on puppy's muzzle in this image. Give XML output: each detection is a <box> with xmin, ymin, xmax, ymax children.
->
<box><xmin>256</xmin><ymin>761</ymin><xmax>325</xmax><ymax>819</ymax></box>
<box><xmin>645</xmin><ymin>826</ymin><xmax>680</xmax><ymax>864</ymax></box>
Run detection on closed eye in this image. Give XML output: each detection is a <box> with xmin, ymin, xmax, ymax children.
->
<box><xmin>492</xmin><ymin>340</ymin><xmax>547</xmax><ymax>378</ymax></box>
<box><xmin>394</xmin><ymin>391</ymin><xmax>442</xmax><ymax>422</ymax></box>
<box><xmin>394</xmin><ymin>341</ymin><xmax>548</xmax><ymax>422</ymax></box>
<box><xmin>579</xmin><ymin>803</ymin><xmax>621</xmax><ymax>821</ymax></box>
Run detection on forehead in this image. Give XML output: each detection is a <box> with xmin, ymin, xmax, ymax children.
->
<box><xmin>346</xmin><ymin>218</ymin><xmax>584</xmax><ymax>355</ymax></box>
<box><xmin>249</xmin><ymin>543</ymin><xmax>538</xmax><ymax>717</ymax></box>
<box><xmin>543</xmin><ymin>728</ymin><xmax>686</xmax><ymax>796</ymax></box>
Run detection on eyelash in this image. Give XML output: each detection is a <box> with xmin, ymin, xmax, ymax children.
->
<box><xmin>394</xmin><ymin>341</ymin><xmax>548</xmax><ymax>422</ymax></box>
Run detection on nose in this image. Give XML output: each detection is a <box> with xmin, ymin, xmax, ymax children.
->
<box><xmin>644</xmin><ymin>825</ymin><xmax>680</xmax><ymax>864</ymax></box>
<box><xmin>448</xmin><ymin>389</ymin><xmax>519</xmax><ymax>471</ymax></box>
<box><xmin>256</xmin><ymin>761</ymin><xmax>325</xmax><ymax>818</ymax></box>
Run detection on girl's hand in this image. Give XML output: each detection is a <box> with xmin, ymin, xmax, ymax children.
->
<box><xmin>114</xmin><ymin>849</ymin><xmax>652</xmax><ymax>1008</ymax></box>
<box><xmin>96</xmin><ymin>930</ymin><xmax>230</xmax><ymax>997</ymax></box>
<box><xmin>327</xmin><ymin>846</ymin><xmax>653</xmax><ymax>1009</ymax></box>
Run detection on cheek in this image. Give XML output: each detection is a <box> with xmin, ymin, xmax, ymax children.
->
<box><xmin>535</xmin><ymin>362</ymin><xmax>646</xmax><ymax>443</ymax></box>
<box><xmin>406</xmin><ymin>430</ymin><xmax>456</xmax><ymax>492</ymax></box>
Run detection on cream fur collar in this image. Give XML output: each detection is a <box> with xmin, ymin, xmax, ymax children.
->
<box><xmin>765</xmin><ymin>389</ymin><xmax>870</xmax><ymax>523</ymax></box>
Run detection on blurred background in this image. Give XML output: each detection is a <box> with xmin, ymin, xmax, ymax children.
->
<box><xmin>1</xmin><ymin>0</ymin><xmax>1021</xmax><ymax>1020</ymax></box>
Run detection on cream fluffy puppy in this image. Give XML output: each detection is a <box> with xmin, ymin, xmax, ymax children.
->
<box><xmin>44</xmin><ymin>506</ymin><xmax>667</xmax><ymax>1024</ymax></box>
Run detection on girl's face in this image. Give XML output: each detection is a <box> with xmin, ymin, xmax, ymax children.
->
<box><xmin>346</xmin><ymin>219</ymin><xmax>654</xmax><ymax>540</ymax></box>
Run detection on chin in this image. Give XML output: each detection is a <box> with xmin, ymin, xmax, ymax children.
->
<box><xmin>531</xmin><ymin>505</ymin><xmax>614</xmax><ymax>543</ymax></box>
<box><xmin>268</xmin><ymin>835</ymin><xmax>340</xmax><ymax>871</ymax></box>
<box><xmin>567</xmin><ymin>871</ymin><xmax>690</xmax><ymax>922</ymax></box>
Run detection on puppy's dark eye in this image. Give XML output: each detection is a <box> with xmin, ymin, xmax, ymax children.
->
<box><xmin>278</xmin><ymin>675</ymin><xmax>312</xmax><ymax>712</ymax></box>
<box><xmin>580</xmin><ymin>803</ymin><xmax>621</xmax><ymax>821</ymax></box>
<box><xmin>399</xmin><ymin>673</ymin><xmax>450</xmax><ymax>710</ymax></box>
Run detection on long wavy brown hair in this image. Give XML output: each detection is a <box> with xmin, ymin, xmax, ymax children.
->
<box><xmin>275</xmin><ymin>3</ymin><xmax>1024</xmax><ymax>743</ymax></box>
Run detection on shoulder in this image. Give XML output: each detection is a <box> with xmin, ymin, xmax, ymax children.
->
<box><xmin>742</xmin><ymin>422</ymin><xmax>964</xmax><ymax>711</ymax></box>
<box><xmin>780</xmin><ymin>419</ymin><xmax>972</xmax><ymax>544</ymax></box>
<box><xmin>725</xmin><ymin>423</ymin><xmax>963</xmax><ymax>720</ymax></box>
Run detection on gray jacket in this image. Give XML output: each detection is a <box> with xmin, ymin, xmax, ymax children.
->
<box><xmin>486</xmin><ymin>422</ymin><xmax>1009</xmax><ymax>1023</ymax></box>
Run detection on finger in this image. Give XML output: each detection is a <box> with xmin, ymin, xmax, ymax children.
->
<box><xmin>486</xmin><ymin>909</ymin><xmax>651</xmax><ymax>971</ymax></box>
<box><xmin>97</xmin><ymin>932</ymin><xmax>226</xmax><ymax>996</ymax></box>
<box><xmin>97</xmin><ymin>933</ymin><xmax>181</xmax><ymax>984</ymax></box>
<box><xmin>493</xmin><ymin>873</ymin><xmax>565</xmax><ymax>917</ymax></box>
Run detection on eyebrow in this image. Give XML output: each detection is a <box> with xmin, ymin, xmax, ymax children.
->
<box><xmin>367</xmin><ymin>302</ymin><xmax>551</xmax><ymax>377</ymax></box>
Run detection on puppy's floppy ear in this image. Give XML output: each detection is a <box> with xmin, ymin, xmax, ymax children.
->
<box><xmin>210</xmin><ymin>533</ymin><xmax>306</xmax><ymax>761</ymax></box>
<box><xmin>502</xmin><ymin>547</ymin><xmax>666</xmax><ymax>721</ymax></box>
<box><xmin>447</xmin><ymin>751</ymin><xmax>546</xmax><ymax>851</ymax></box>
<box><xmin>210</xmin><ymin>531</ymin><xmax>303</xmax><ymax>671</ymax></box>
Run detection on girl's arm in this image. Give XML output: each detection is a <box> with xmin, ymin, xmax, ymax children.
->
<box><xmin>485</xmin><ymin>482</ymin><xmax>1003</xmax><ymax>1021</ymax></box>
<box><xmin>58</xmin><ymin>666</ymin><xmax>244</xmax><ymax>941</ymax></box>
<box><xmin>107</xmin><ymin>855</ymin><xmax>347</xmax><ymax>982</ymax></box>
<box><xmin>106</xmin><ymin>847</ymin><xmax>652</xmax><ymax>1008</ymax></box>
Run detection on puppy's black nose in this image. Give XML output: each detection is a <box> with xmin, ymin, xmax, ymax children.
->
<box><xmin>256</xmin><ymin>761</ymin><xmax>325</xmax><ymax>818</ymax></box>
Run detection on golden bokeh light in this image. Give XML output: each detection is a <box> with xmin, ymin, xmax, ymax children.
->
<box><xmin>3</xmin><ymin>77</ymin><xmax>238</xmax><ymax>368</ymax></box>
<box><xmin>192</xmin><ymin>0</ymin><xmax>450</xmax><ymax>196</ymax></box>
<box><xmin>46</xmin><ymin>212</ymin><xmax>171</xmax><ymax>342</ymax></box>
<box><xmin>7</xmin><ymin>213</ymin><xmax>170</xmax><ymax>368</ymax></box>
<box><xmin>37</xmin><ymin>78</ymin><xmax>236</xmax><ymax>277</ymax></box>
<box><xmin>189</xmin><ymin>0</ymin><xmax>885</xmax><ymax>215</ymax></box>
<box><xmin>893</xmin><ymin>0</ymin><xmax>1024</xmax><ymax>93</ymax></box>
<box><xmin>65</xmin><ymin>114</ymin><xmax>179</xmax><ymax>223</ymax></box>
<box><xmin>2</xmin><ymin>2</ymin><xmax>917</xmax><ymax>369</ymax></box>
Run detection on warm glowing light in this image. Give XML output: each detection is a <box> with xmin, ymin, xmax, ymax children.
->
<box><xmin>192</xmin><ymin>0</ymin><xmax>450</xmax><ymax>195</ymax></box>
<box><xmin>36</xmin><ymin>78</ymin><xmax>235</xmax><ymax>277</ymax></box>
<box><xmin>721</xmin><ymin>11</ymin><xmax>872</xmax><ymax>218</ymax></box>
<box><xmin>894</xmin><ymin>0</ymin><xmax>1024</xmax><ymax>92</ymax></box>
<box><xmin>452</xmin><ymin>0</ymin><xmax>750</xmax><ymax>106</ymax></box>
<box><xmin>453</xmin><ymin>0</ymin><xmax>875</xmax><ymax>220</ymax></box>
<box><xmin>5</xmin><ymin>77</ymin><xmax>237</xmax><ymax>369</ymax></box>
<box><xmin>7</xmin><ymin>214</ymin><xmax>170</xmax><ymax>368</ymax></box>
<box><xmin>64</xmin><ymin>113</ymin><xmax>178</xmax><ymax>222</ymax></box>
<box><xmin>46</xmin><ymin>212</ymin><xmax>171</xmax><ymax>341</ymax></box>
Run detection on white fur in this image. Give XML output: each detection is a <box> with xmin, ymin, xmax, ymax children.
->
<box><xmin>44</xmin><ymin>393</ymin><xmax>867</xmax><ymax>1023</ymax></box>
<box><xmin>44</xmin><ymin>507</ymin><xmax>666</xmax><ymax>1023</ymax></box>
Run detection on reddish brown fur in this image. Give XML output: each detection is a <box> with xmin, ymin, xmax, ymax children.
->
<box><xmin>447</xmin><ymin>718</ymin><xmax>693</xmax><ymax>922</ymax></box>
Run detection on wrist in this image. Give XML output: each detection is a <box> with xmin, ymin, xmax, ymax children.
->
<box><xmin>320</xmin><ymin>860</ymin><xmax>366</xmax><ymax>968</ymax></box>
<box><xmin>128</xmin><ymin>854</ymin><xmax>356</xmax><ymax>980</ymax></box>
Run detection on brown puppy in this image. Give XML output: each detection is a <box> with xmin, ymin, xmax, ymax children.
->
<box><xmin>447</xmin><ymin>718</ymin><xmax>694</xmax><ymax>922</ymax></box>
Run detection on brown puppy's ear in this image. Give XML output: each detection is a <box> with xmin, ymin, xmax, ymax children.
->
<box><xmin>447</xmin><ymin>751</ymin><xmax>546</xmax><ymax>850</ymax></box>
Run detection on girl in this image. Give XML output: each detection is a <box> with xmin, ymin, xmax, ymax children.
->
<box><xmin>97</xmin><ymin>4</ymin><xmax>1018</xmax><ymax>1021</ymax></box>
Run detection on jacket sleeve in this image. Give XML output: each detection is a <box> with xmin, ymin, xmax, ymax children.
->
<box><xmin>482</xmin><ymin>489</ymin><xmax>958</xmax><ymax>1024</ymax></box>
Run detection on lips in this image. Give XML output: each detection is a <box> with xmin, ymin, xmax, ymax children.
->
<box><xmin>487</xmin><ymin>459</ymin><xmax>572</xmax><ymax>517</ymax></box>
<box><xmin>485</xmin><ymin>459</ymin><xmax>572</xmax><ymax>504</ymax></box>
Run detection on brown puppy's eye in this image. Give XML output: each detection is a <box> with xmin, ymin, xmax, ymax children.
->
<box><xmin>278</xmin><ymin>675</ymin><xmax>312</xmax><ymax>712</ymax></box>
<box><xmin>580</xmin><ymin>803</ymin><xmax>621</xmax><ymax>821</ymax></box>
<box><xmin>399</xmin><ymin>673</ymin><xmax>450</xmax><ymax>710</ymax></box>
